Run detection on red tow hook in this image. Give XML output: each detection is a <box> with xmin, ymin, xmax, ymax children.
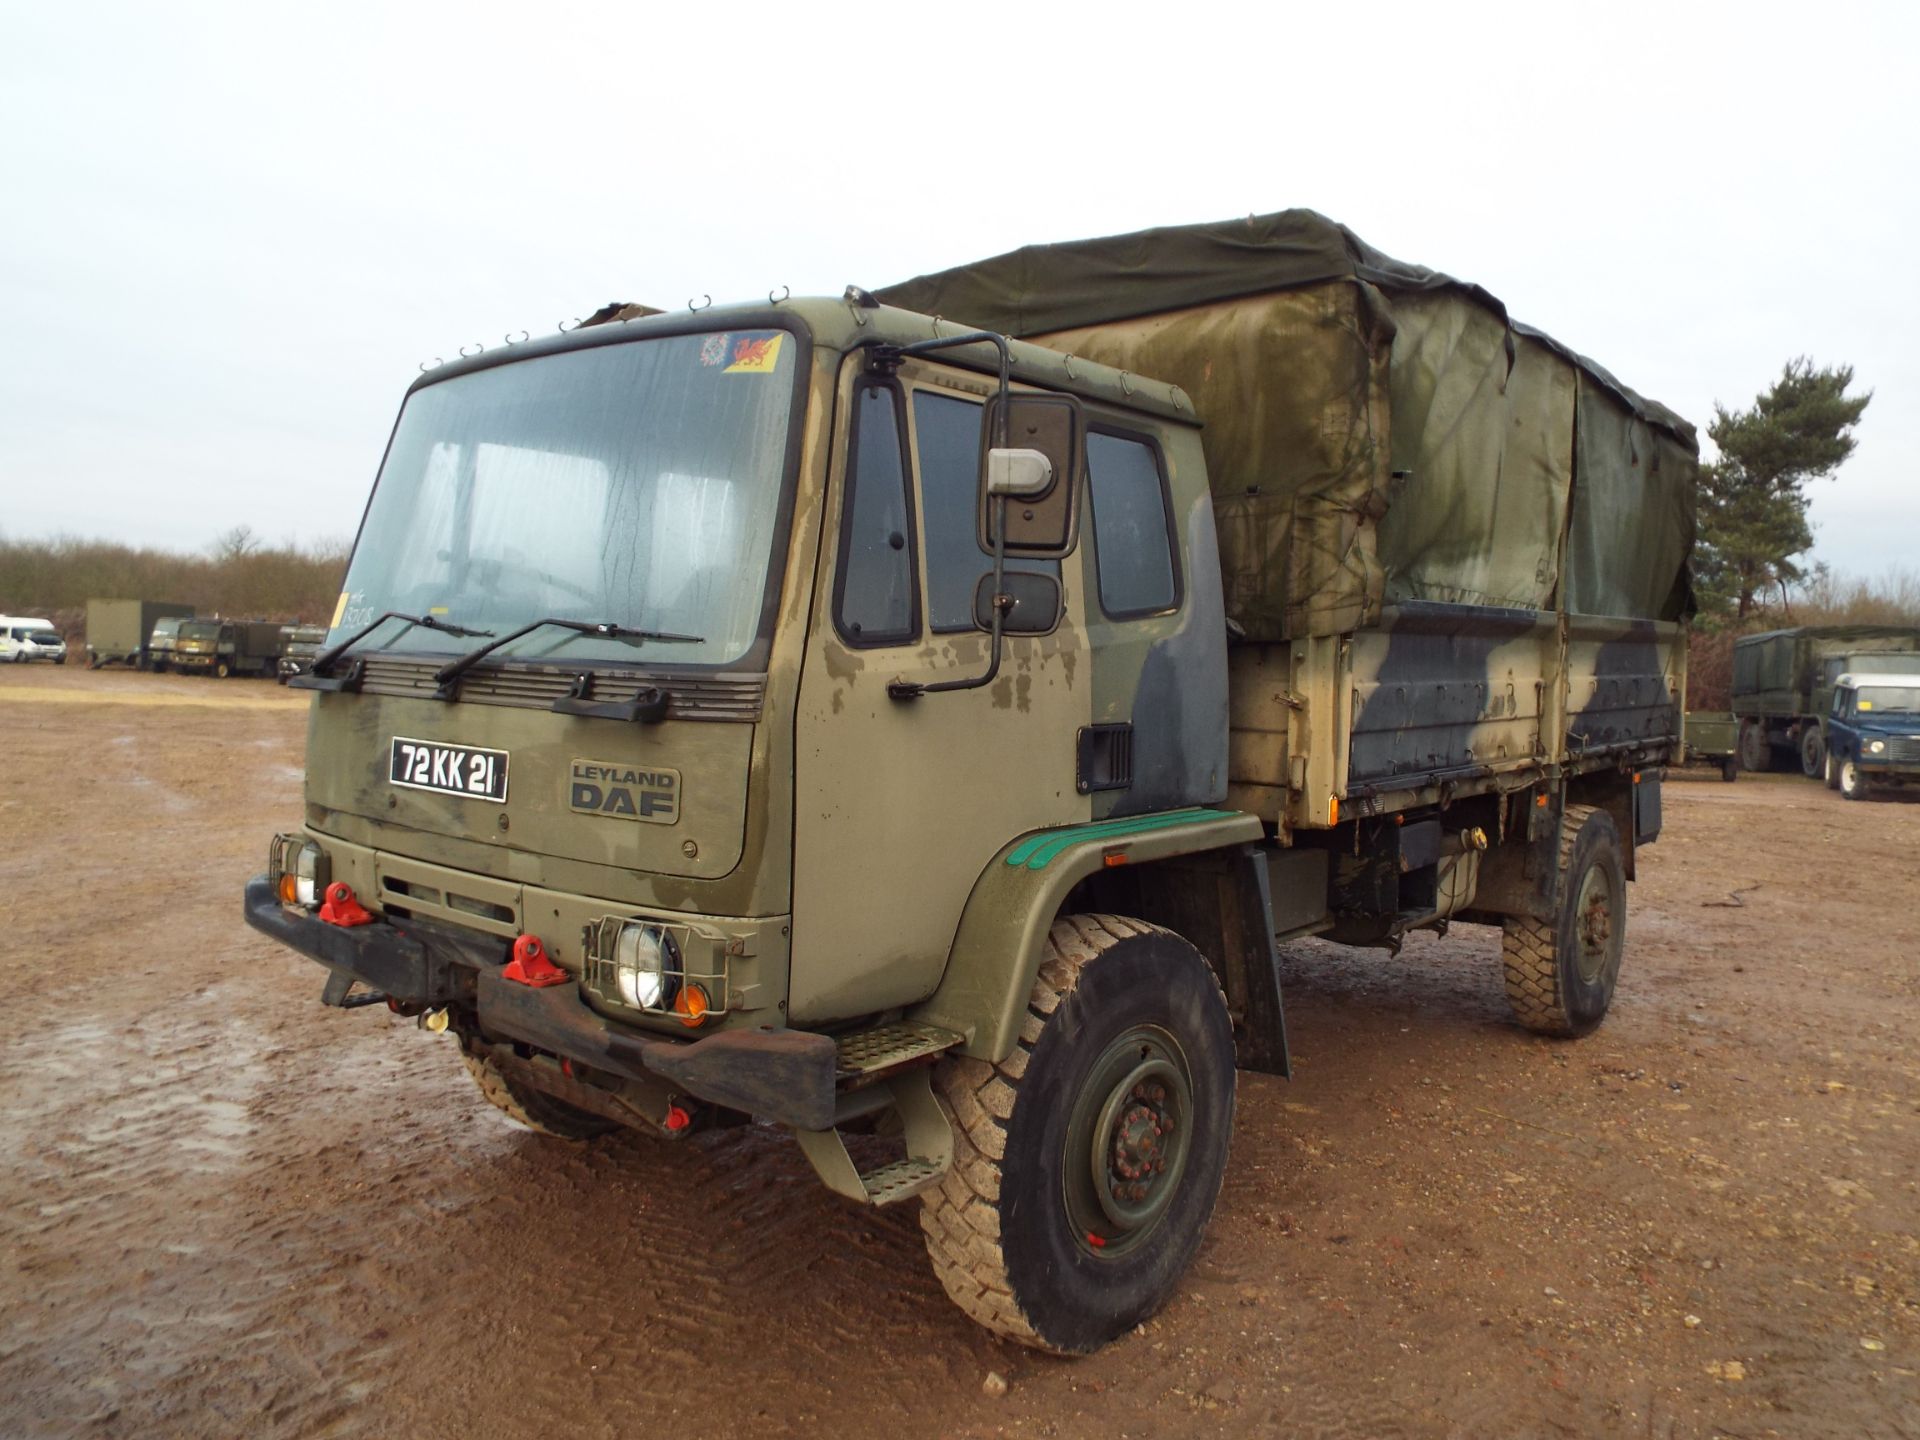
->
<box><xmin>318</xmin><ymin>882</ymin><xmax>374</xmax><ymax>928</ymax></box>
<box><xmin>503</xmin><ymin>934</ymin><xmax>570</xmax><ymax>988</ymax></box>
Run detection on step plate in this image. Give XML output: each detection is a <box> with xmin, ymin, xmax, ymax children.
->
<box><xmin>835</xmin><ymin>1021</ymin><xmax>965</xmax><ymax>1079</ymax></box>
<box><xmin>860</xmin><ymin>1156</ymin><xmax>946</xmax><ymax>1205</ymax></box>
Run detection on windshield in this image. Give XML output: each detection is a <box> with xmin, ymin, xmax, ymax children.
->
<box><xmin>181</xmin><ymin>621</ymin><xmax>223</xmax><ymax>641</ymax></box>
<box><xmin>332</xmin><ymin>329</ymin><xmax>799</xmax><ymax>668</ymax></box>
<box><xmin>1856</xmin><ymin>686</ymin><xmax>1920</xmax><ymax>715</ymax></box>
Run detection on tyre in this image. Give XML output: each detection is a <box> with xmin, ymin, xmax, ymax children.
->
<box><xmin>55</xmin><ymin>655</ymin><xmax>65</xmax><ymax>665</ymax></box>
<box><xmin>1737</xmin><ymin>722</ymin><xmax>1770</xmax><ymax>774</ymax></box>
<box><xmin>1800</xmin><ymin>725</ymin><xmax>1824</xmax><ymax>778</ymax></box>
<box><xmin>919</xmin><ymin>914</ymin><xmax>1236</xmax><ymax>1354</ymax></box>
<box><xmin>214</xmin><ymin>659</ymin><xmax>232</xmax><ymax>679</ymax></box>
<box><xmin>1826</xmin><ymin>751</ymin><xmax>1840</xmax><ymax>791</ymax></box>
<box><xmin>1839</xmin><ymin>759</ymin><xmax>1869</xmax><ymax>802</ymax></box>
<box><xmin>460</xmin><ymin>1047</ymin><xmax>618</xmax><ymax>1141</ymax></box>
<box><xmin>1502</xmin><ymin>803</ymin><xmax>1625</xmax><ymax>1038</ymax></box>
<box><xmin>1721</xmin><ymin>756</ymin><xmax>1739</xmax><ymax>783</ymax></box>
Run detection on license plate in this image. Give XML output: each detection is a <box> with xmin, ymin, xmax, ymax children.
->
<box><xmin>389</xmin><ymin>737</ymin><xmax>509</xmax><ymax>803</ymax></box>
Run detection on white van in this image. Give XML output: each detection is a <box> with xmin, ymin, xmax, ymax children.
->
<box><xmin>0</xmin><ymin>616</ymin><xmax>68</xmax><ymax>664</ymax></box>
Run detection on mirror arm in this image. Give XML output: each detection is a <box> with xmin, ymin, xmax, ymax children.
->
<box><xmin>882</xmin><ymin>329</ymin><xmax>1016</xmax><ymax>703</ymax></box>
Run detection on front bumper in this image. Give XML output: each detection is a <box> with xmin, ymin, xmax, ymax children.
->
<box><xmin>243</xmin><ymin>876</ymin><xmax>838</xmax><ymax>1128</ymax></box>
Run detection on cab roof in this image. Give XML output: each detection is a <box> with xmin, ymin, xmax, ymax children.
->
<box><xmin>409</xmin><ymin>295</ymin><xmax>1198</xmax><ymax>427</ymax></box>
<box><xmin>1836</xmin><ymin>672</ymin><xmax>1920</xmax><ymax>689</ymax></box>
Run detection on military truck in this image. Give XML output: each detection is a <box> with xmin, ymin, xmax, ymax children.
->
<box><xmin>84</xmin><ymin>598</ymin><xmax>195</xmax><ymax>669</ymax></box>
<box><xmin>174</xmin><ymin>618</ymin><xmax>285</xmax><ymax>678</ymax></box>
<box><xmin>148</xmin><ymin>616</ymin><xmax>189</xmax><ymax>672</ymax></box>
<box><xmin>278</xmin><ymin>624</ymin><xmax>329</xmax><ymax>682</ymax></box>
<box><xmin>244</xmin><ymin>211</ymin><xmax>1693</xmax><ymax>1353</ymax></box>
<box><xmin>1731</xmin><ymin>625</ymin><xmax>1920</xmax><ymax>776</ymax></box>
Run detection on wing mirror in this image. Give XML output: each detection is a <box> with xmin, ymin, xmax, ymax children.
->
<box><xmin>974</xmin><ymin>571</ymin><xmax>1062</xmax><ymax>635</ymax></box>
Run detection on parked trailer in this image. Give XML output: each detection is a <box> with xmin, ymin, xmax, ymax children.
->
<box><xmin>247</xmin><ymin>210</ymin><xmax>1694</xmax><ymax>1353</ymax></box>
<box><xmin>1684</xmin><ymin>711</ymin><xmax>1740</xmax><ymax>782</ymax></box>
<box><xmin>1731</xmin><ymin>626</ymin><xmax>1920</xmax><ymax>776</ymax></box>
<box><xmin>84</xmin><ymin>599</ymin><xmax>195</xmax><ymax>669</ymax></box>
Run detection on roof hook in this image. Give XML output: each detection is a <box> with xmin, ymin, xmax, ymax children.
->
<box><xmin>558</xmin><ymin>318</ymin><xmax>580</xmax><ymax>332</ymax></box>
<box><xmin>459</xmin><ymin>341</ymin><xmax>484</xmax><ymax>358</ymax></box>
<box><xmin>418</xmin><ymin>357</ymin><xmax>443</xmax><ymax>373</ymax></box>
<box><xmin>689</xmin><ymin>294</ymin><xmax>712</xmax><ymax>313</ymax></box>
<box><xmin>768</xmin><ymin>284</ymin><xmax>789</xmax><ymax>305</ymax></box>
<box><xmin>504</xmin><ymin>329</ymin><xmax>529</xmax><ymax>346</ymax></box>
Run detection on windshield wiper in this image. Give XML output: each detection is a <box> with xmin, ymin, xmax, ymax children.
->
<box><xmin>291</xmin><ymin>611</ymin><xmax>495</xmax><ymax>692</ymax></box>
<box><xmin>432</xmin><ymin>617</ymin><xmax>704</xmax><ymax>701</ymax></box>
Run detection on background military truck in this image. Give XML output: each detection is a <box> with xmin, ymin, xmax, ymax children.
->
<box><xmin>245</xmin><ymin>210</ymin><xmax>1693</xmax><ymax>1354</ymax></box>
<box><xmin>148</xmin><ymin>615</ymin><xmax>190</xmax><ymax>672</ymax></box>
<box><xmin>174</xmin><ymin>618</ymin><xmax>285</xmax><ymax>678</ymax></box>
<box><xmin>84</xmin><ymin>598</ymin><xmax>194</xmax><ymax>669</ymax></box>
<box><xmin>1731</xmin><ymin>625</ymin><xmax>1920</xmax><ymax>776</ymax></box>
<box><xmin>278</xmin><ymin>623</ymin><xmax>328</xmax><ymax>682</ymax></box>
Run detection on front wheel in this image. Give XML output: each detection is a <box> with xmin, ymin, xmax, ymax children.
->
<box><xmin>459</xmin><ymin>1047</ymin><xmax>618</xmax><ymax>1140</ymax></box>
<box><xmin>1826</xmin><ymin>751</ymin><xmax>1840</xmax><ymax>791</ymax></box>
<box><xmin>1839</xmin><ymin>759</ymin><xmax>1870</xmax><ymax>802</ymax></box>
<box><xmin>919</xmin><ymin>914</ymin><xmax>1236</xmax><ymax>1354</ymax></box>
<box><xmin>1720</xmin><ymin>756</ymin><xmax>1739</xmax><ymax>783</ymax></box>
<box><xmin>1502</xmin><ymin>803</ymin><xmax>1626</xmax><ymax>1037</ymax></box>
<box><xmin>214</xmin><ymin>659</ymin><xmax>231</xmax><ymax>679</ymax></box>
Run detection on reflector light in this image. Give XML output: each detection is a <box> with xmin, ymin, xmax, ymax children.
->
<box><xmin>278</xmin><ymin>874</ymin><xmax>299</xmax><ymax>905</ymax></box>
<box><xmin>674</xmin><ymin>983</ymin><xmax>711</xmax><ymax>1026</ymax></box>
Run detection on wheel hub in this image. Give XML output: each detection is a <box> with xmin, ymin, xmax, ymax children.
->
<box><xmin>1574</xmin><ymin>864</ymin><xmax>1617</xmax><ymax>984</ymax></box>
<box><xmin>1064</xmin><ymin>1033</ymin><xmax>1196</xmax><ymax>1256</ymax></box>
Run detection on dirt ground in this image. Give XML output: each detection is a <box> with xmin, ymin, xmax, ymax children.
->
<box><xmin>2</xmin><ymin>665</ymin><xmax>1916</xmax><ymax>1440</ymax></box>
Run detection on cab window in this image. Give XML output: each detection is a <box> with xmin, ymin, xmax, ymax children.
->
<box><xmin>834</xmin><ymin>382</ymin><xmax>918</xmax><ymax>646</ymax></box>
<box><xmin>1086</xmin><ymin>431</ymin><xmax>1178</xmax><ymax>618</ymax></box>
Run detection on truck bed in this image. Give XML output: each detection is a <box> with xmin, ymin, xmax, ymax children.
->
<box><xmin>1229</xmin><ymin>602</ymin><xmax>1683</xmax><ymax>828</ymax></box>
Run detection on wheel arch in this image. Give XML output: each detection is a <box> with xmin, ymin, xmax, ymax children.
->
<box><xmin>909</xmin><ymin>809</ymin><xmax>1262</xmax><ymax>1065</ymax></box>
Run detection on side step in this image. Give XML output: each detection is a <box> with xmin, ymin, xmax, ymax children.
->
<box><xmin>794</xmin><ymin>1025</ymin><xmax>964</xmax><ymax>1207</ymax></box>
<box><xmin>834</xmin><ymin>1021</ymin><xmax>965</xmax><ymax>1083</ymax></box>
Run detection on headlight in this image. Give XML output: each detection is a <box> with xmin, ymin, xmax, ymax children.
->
<box><xmin>1869</xmin><ymin>740</ymin><xmax>1886</xmax><ymax>755</ymax></box>
<box><xmin>612</xmin><ymin>923</ymin><xmax>679</xmax><ymax>1011</ymax></box>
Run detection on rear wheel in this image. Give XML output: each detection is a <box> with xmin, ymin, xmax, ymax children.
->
<box><xmin>1839</xmin><ymin>759</ymin><xmax>1869</xmax><ymax>802</ymax></box>
<box><xmin>1738</xmin><ymin>722</ymin><xmax>1770</xmax><ymax>774</ymax></box>
<box><xmin>460</xmin><ymin>1047</ymin><xmax>618</xmax><ymax>1141</ymax></box>
<box><xmin>919</xmin><ymin>914</ymin><xmax>1236</xmax><ymax>1354</ymax></box>
<box><xmin>1800</xmin><ymin>725</ymin><xmax>1825</xmax><ymax>778</ymax></box>
<box><xmin>1502</xmin><ymin>804</ymin><xmax>1626</xmax><ymax>1037</ymax></box>
<box><xmin>1720</xmin><ymin>756</ymin><xmax>1739</xmax><ymax>783</ymax></box>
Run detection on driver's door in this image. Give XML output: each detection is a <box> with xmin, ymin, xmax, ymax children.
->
<box><xmin>790</xmin><ymin>359</ymin><xmax>1092</xmax><ymax>1023</ymax></box>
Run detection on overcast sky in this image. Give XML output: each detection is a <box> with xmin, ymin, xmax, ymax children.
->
<box><xmin>3</xmin><ymin>0</ymin><xmax>1914</xmax><ymax>579</ymax></box>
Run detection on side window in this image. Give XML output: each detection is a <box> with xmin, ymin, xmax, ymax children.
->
<box><xmin>913</xmin><ymin>389</ymin><xmax>1058</xmax><ymax>633</ymax></box>
<box><xmin>1086</xmin><ymin>431</ymin><xmax>1177</xmax><ymax>617</ymax></box>
<box><xmin>834</xmin><ymin>383</ymin><xmax>918</xmax><ymax>646</ymax></box>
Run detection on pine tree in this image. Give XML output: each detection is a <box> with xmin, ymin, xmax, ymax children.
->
<box><xmin>1696</xmin><ymin>359</ymin><xmax>1871</xmax><ymax>621</ymax></box>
